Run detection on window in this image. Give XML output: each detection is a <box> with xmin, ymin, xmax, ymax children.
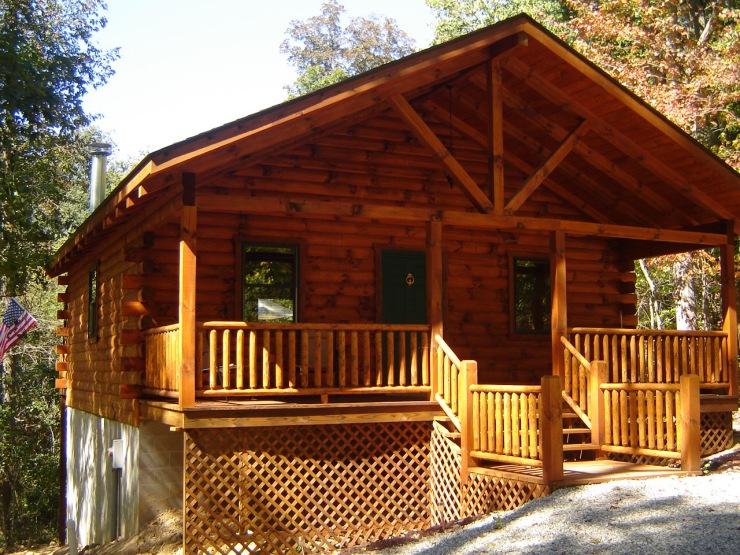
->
<box><xmin>512</xmin><ymin>257</ymin><xmax>551</xmax><ymax>334</ymax></box>
<box><xmin>88</xmin><ymin>266</ymin><xmax>99</xmax><ymax>339</ymax></box>
<box><xmin>242</xmin><ymin>244</ymin><xmax>298</xmax><ymax>323</ymax></box>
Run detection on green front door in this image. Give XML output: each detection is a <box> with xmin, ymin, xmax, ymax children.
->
<box><xmin>381</xmin><ymin>250</ymin><xmax>427</xmax><ymax>324</ymax></box>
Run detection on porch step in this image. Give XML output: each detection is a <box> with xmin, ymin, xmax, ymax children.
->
<box><xmin>563</xmin><ymin>443</ymin><xmax>599</xmax><ymax>452</ymax></box>
<box><xmin>563</xmin><ymin>427</ymin><xmax>591</xmax><ymax>435</ymax></box>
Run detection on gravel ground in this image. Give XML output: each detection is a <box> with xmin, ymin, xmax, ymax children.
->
<box><xmin>365</xmin><ymin>461</ymin><xmax>740</xmax><ymax>555</ymax></box>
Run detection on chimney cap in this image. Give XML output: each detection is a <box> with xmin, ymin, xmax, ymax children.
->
<box><xmin>88</xmin><ymin>142</ymin><xmax>111</xmax><ymax>155</ymax></box>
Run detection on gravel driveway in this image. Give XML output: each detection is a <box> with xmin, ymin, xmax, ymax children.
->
<box><xmin>364</xmin><ymin>467</ymin><xmax>740</xmax><ymax>555</ymax></box>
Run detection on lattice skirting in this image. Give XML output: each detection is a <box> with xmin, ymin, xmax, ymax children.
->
<box><xmin>428</xmin><ymin>421</ymin><xmax>550</xmax><ymax>526</ymax></box>
<box><xmin>701</xmin><ymin>412</ymin><xmax>734</xmax><ymax>456</ymax></box>
<box><xmin>184</xmin><ymin>421</ymin><xmax>432</xmax><ymax>555</ymax></box>
<box><xmin>464</xmin><ymin>473</ymin><xmax>551</xmax><ymax>514</ymax></box>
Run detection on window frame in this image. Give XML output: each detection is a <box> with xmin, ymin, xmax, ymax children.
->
<box><xmin>509</xmin><ymin>254</ymin><xmax>552</xmax><ymax>336</ymax></box>
<box><xmin>88</xmin><ymin>263</ymin><xmax>99</xmax><ymax>340</ymax></box>
<box><xmin>239</xmin><ymin>241</ymin><xmax>300</xmax><ymax>323</ymax></box>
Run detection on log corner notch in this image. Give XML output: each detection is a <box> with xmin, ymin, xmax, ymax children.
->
<box><xmin>388</xmin><ymin>94</ymin><xmax>494</xmax><ymax>214</ymax></box>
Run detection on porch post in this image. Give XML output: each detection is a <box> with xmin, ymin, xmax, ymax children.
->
<box><xmin>679</xmin><ymin>374</ymin><xmax>701</xmax><ymax>472</ymax></box>
<box><xmin>459</xmin><ymin>360</ymin><xmax>477</xmax><ymax>485</ymax></box>
<box><xmin>427</xmin><ymin>220</ymin><xmax>444</xmax><ymax>399</ymax></box>
<box><xmin>551</xmin><ymin>229</ymin><xmax>567</xmax><ymax>377</ymax></box>
<box><xmin>179</xmin><ymin>173</ymin><xmax>197</xmax><ymax>409</ymax></box>
<box><xmin>720</xmin><ymin>222</ymin><xmax>738</xmax><ymax>396</ymax></box>
<box><xmin>540</xmin><ymin>375</ymin><xmax>564</xmax><ymax>485</ymax></box>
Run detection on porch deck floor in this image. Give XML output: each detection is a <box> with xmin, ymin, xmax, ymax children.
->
<box><xmin>473</xmin><ymin>460</ymin><xmax>697</xmax><ymax>488</ymax></box>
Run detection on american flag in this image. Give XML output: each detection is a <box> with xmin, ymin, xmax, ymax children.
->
<box><xmin>0</xmin><ymin>298</ymin><xmax>37</xmax><ymax>361</ymax></box>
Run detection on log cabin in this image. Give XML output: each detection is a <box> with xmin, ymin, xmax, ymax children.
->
<box><xmin>49</xmin><ymin>14</ymin><xmax>740</xmax><ymax>554</ymax></box>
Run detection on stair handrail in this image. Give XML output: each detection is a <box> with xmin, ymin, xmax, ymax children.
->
<box><xmin>560</xmin><ymin>335</ymin><xmax>591</xmax><ymax>371</ymax></box>
<box><xmin>433</xmin><ymin>334</ymin><xmax>464</xmax><ymax>431</ymax></box>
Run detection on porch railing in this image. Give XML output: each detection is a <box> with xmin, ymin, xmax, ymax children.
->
<box><xmin>144</xmin><ymin>322</ymin><xmax>432</xmax><ymax>398</ymax></box>
<box><xmin>563</xmin><ymin>327</ymin><xmax>732</xmax><ymax>417</ymax></box>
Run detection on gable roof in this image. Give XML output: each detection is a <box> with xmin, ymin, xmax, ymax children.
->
<box><xmin>49</xmin><ymin>14</ymin><xmax>740</xmax><ymax>276</ymax></box>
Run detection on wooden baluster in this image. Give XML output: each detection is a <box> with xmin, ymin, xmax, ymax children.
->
<box><xmin>472</xmin><ymin>391</ymin><xmax>481</xmax><ymax>452</ymax></box>
<box><xmin>410</xmin><ymin>332</ymin><xmax>418</xmax><ymax>386</ymax></box>
<box><xmin>249</xmin><ymin>330</ymin><xmax>257</xmax><ymax>389</ymax></box>
<box><xmin>338</xmin><ymin>331</ymin><xmax>346</xmax><ymax>387</ymax></box>
<box><xmin>421</xmin><ymin>332</ymin><xmax>429</xmax><ymax>386</ymax></box>
<box><xmin>263</xmin><ymin>329</ymin><xmax>271</xmax><ymax>389</ymax></box>
<box><xmin>503</xmin><ymin>392</ymin><xmax>512</xmax><ymax>456</ymax></box>
<box><xmin>300</xmin><ymin>330</ymin><xmax>309</xmax><ymax>388</ymax></box>
<box><xmin>222</xmin><ymin>330</ymin><xmax>230</xmax><ymax>389</ymax></box>
<box><xmin>351</xmin><ymin>331</ymin><xmax>359</xmax><ymax>386</ymax></box>
<box><xmin>666</xmin><ymin>390</ymin><xmax>676</xmax><ymax>451</ymax></box>
<box><xmin>362</xmin><ymin>331</ymin><xmax>371</xmax><ymax>387</ymax></box>
<box><xmin>326</xmin><ymin>330</ymin><xmax>334</xmax><ymax>387</ymax></box>
<box><xmin>512</xmin><ymin>392</ymin><xmax>521</xmax><ymax>457</ymax></box>
<box><xmin>313</xmin><ymin>330</ymin><xmax>322</xmax><ymax>387</ymax></box>
<box><xmin>376</xmin><ymin>332</ymin><xmax>384</xmax><ymax>386</ymax></box>
<box><xmin>487</xmin><ymin>392</ymin><xmax>495</xmax><ymax>454</ymax></box>
<box><xmin>236</xmin><ymin>329</ymin><xmax>244</xmax><ymax>389</ymax></box>
<box><xmin>637</xmin><ymin>390</ymin><xmax>646</xmax><ymax>448</ymax></box>
<box><xmin>621</xmin><ymin>335</ymin><xmax>628</xmax><ymax>382</ymax></box>
<box><xmin>209</xmin><ymin>329</ymin><xmax>218</xmax><ymax>390</ymax></box>
<box><xmin>656</xmin><ymin>390</ymin><xmax>665</xmax><ymax>450</ymax></box>
<box><xmin>288</xmin><ymin>331</ymin><xmax>296</xmax><ymax>388</ymax></box>
<box><xmin>398</xmin><ymin>332</ymin><xmax>406</xmax><ymax>387</ymax></box>
<box><xmin>494</xmin><ymin>392</ymin><xmax>503</xmax><ymax>453</ymax></box>
<box><xmin>386</xmin><ymin>332</ymin><xmax>395</xmax><ymax>387</ymax></box>
<box><xmin>647</xmin><ymin>390</ymin><xmax>656</xmax><ymax>449</ymax></box>
<box><xmin>275</xmin><ymin>330</ymin><xmax>283</xmax><ymax>389</ymax></box>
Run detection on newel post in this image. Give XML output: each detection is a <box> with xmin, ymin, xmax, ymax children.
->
<box><xmin>459</xmin><ymin>360</ymin><xmax>477</xmax><ymax>485</ymax></box>
<box><xmin>540</xmin><ymin>375</ymin><xmax>564</xmax><ymax>486</ymax></box>
<box><xmin>589</xmin><ymin>361</ymin><xmax>607</xmax><ymax>451</ymax></box>
<box><xmin>720</xmin><ymin>223</ymin><xmax>738</xmax><ymax>396</ymax></box>
<box><xmin>178</xmin><ymin>173</ymin><xmax>197</xmax><ymax>409</ymax></box>
<box><xmin>679</xmin><ymin>373</ymin><xmax>701</xmax><ymax>472</ymax></box>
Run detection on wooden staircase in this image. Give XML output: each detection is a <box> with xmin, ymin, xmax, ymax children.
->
<box><xmin>562</xmin><ymin>405</ymin><xmax>598</xmax><ymax>458</ymax></box>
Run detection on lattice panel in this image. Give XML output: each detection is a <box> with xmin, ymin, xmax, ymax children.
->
<box><xmin>701</xmin><ymin>412</ymin><xmax>734</xmax><ymax>456</ymax></box>
<box><xmin>184</xmin><ymin>422</ymin><xmax>432</xmax><ymax>555</ymax></box>
<box><xmin>464</xmin><ymin>473</ymin><xmax>551</xmax><ymax>514</ymax></box>
<box><xmin>428</xmin><ymin>421</ymin><xmax>463</xmax><ymax>526</ymax></box>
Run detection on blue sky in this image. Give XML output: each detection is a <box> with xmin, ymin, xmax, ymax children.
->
<box><xmin>84</xmin><ymin>1</ymin><xmax>436</xmax><ymax>161</ymax></box>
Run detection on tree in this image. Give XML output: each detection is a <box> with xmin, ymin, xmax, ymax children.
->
<box><xmin>0</xmin><ymin>0</ymin><xmax>118</xmax><ymax>294</ymax></box>
<box><xmin>425</xmin><ymin>0</ymin><xmax>571</xmax><ymax>43</ymax></box>
<box><xmin>563</xmin><ymin>0</ymin><xmax>740</xmax><ymax>169</ymax></box>
<box><xmin>280</xmin><ymin>0</ymin><xmax>416</xmax><ymax>97</ymax></box>
<box><xmin>0</xmin><ymin>0</ymin><xmax>117</xmax><ymax>546</ymax></box>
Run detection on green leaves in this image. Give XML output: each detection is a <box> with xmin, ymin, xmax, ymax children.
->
<box><xmin>280</xmin><ymin>0</ymin><xmax>416</xmax><ymax>98</ymax></box>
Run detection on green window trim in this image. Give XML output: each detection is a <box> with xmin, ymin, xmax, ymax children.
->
<box><xmin>242</xmin><ymin>243</ymin><xmax>298</xmax><ymax>323</ymax></box>
<box><xmin>88</xmin><ymin>265</ymin><xmax>99</xmax><ymax>340</ymax></box>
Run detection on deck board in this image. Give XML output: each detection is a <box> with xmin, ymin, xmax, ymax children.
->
<box><xmin>471</xmin><ymin>459</ymin><xmax>697</xmax><ymax>488</ymax></box>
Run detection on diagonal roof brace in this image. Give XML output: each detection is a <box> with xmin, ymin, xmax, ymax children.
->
<box><xmin>389</xmin><ymin>94</ymin><xmax>494</xmax><ymax>213</ymax></box>
<box><xmin>505</xmin><ymin>119</ymin><xmax>591</xmax><ymax>214</ymax></box>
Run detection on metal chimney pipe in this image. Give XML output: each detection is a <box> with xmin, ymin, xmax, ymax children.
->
<box><xmin>88</xmin><ymin>142</ymin><xmax>111</xmax><ymax>211</ymax></box>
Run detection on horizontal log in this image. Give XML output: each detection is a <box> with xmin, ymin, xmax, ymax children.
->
<box><xmin>57</xmin><ymin>310</ymin><xmax>71</xmax><ymax>320</ymax></box>
<box><xmin>57</xmin><ymin>275</ymin><xmax>71</xmax><ymax>286</ymax></box>
<box><xmin>55</xmin><ymin>378</ymin><xmax>67</xmax><ymax>389</ymax></box>
<box><xmin>56</xmin><ymin>327</ymin><xmax>71</xmax><ymax>337</ymax></box>
<box><xmin>56</xmin><ymin>361</ymin><xmax>69</xmax><ymax>373</ymax></box>
<box><xmin>122</xmin><ymin>329</ymin><xmax>145</xmax><ymax>344</ymax></box>
<box><xmin>121</xmin><ymin>357</ymin><xmax>146</xmax><ymax>372</ymax></box>
<box><xmin>56</xmin><ymin>344</ymin><xmax>70</xmax><ymax>355</ymax></box>
<box><xmin>122</xmin><ymin>301</ymin><xmax>151</xmax><ymax>317</ymax></box>
<box><xmin>119</xmin><ymin>384</ymin><xmax>143</xmax><ymax>399</ymax></box>
<box><xmin>121</xmin><ymin>274</ymin><xmax>145</xmax><ymax>289</ymax></box>
<box><xmin>57</xmin><ymin>292</ymin><xmax>70</xmax><ymax>303</ymax></box>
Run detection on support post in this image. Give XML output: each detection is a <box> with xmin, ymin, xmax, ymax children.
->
<box><xmin>540</xmin><ymin>375</ymin><xmax>564</xmax><ymax>486</ymax></box>
<box><xmin>427</xmin><ymin>220</ymin><xmax>444</xmax><ymax>400</ymax></box>
<box><xmin>179</xmin><ymin>173</ymin><xmax>197</xmax><ymax>409</ymax></box>
<box><xmin>459</xmin><ymin>360</ymin><xmax>477</xmax><ymax>485</ymax></box>
<box><xmin>488</xmin><ymin>59</ymin><xmax>504</xmax><ymax>214</ymax></box>
<box><xmin>589</xmin><ymin>361</ymin><xmax>608</xmax><ymax>453</ymax></box>
<box><xmin>679</xmin><ymin>374</ymin><xmax>701</xmax><ymax>472</ymax></box>
<box><xmin>720</xmin><ymin>222</ymin><xmax>738</xmax><ymax>396</ymax></box>
<box><xmin>551</xmin><ymin>230</ymin><xmax>567</xmax><ymax>377</ymax></box>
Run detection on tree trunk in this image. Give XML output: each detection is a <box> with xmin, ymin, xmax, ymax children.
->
<box><xmin>674</xmin><ymin>254</ymin><xmax>696</xmax><ymax>331</ymax></box>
